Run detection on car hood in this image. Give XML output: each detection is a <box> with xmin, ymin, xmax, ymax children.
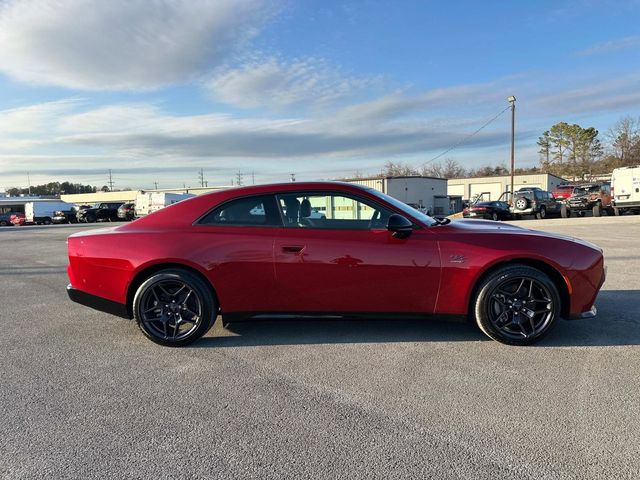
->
<box><xmin>441</xmin><ymin>218</ymin><xmax>591</xmax><ymax>245</ymax></box>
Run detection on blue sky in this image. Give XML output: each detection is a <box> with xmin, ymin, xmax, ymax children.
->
<box><xmin>1</xmin><ymin>0</ymin><xmax>639</xmax><ymax>190</ymax></box>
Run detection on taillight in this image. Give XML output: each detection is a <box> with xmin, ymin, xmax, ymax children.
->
<box><xmin>473</xmin><ymin>207</ymin><xmax>487</xmax><ymax>211</ymax></box>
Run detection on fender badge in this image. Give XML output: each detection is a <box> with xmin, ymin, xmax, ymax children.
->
<box><xmin>449</xmin><ymin>254</ymin><xmax>466</xmax><ymax>264</ymax></box>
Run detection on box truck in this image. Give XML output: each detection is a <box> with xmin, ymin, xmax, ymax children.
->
<box><xmin>134</xmin><ymin>192</ymin><xmax>195</xmax><ymax>217</ymax></box>
<box><xmin>25</xmin><ymin>201</ymin><xmax>74</xmax><ymax>224</ymax></box>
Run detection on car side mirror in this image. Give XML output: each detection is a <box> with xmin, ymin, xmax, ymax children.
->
<box><xmin>386</xmin><ymin>214</ymin><xmax>413</xmax><ymax>239</ymax></box>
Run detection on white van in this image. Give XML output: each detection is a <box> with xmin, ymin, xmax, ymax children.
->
<box><xmin>611</xmin><ymin>165</ymin><xmax>640</xmax><ymax>214</ymax></box>
<box><xmin>25</xmin><ymin>201</ymin><xmax>74</xmax><ymax>224</ymax></box>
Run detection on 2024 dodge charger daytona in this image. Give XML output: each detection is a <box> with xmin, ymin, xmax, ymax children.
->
<box><xmin>67</xmin><ymin>182</ymin><xmax>605</xmax><ymax>346</ymax></box>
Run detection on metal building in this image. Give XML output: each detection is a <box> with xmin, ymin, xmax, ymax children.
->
<box><xmin>447</xmin><ymin>173</ymin><xmax>566</xmax><ymax>201</ymax></box>
<box><xmin>344</xmin><ymin>176</ymin><xmax>450</xmax><ymax>215</ymax></box>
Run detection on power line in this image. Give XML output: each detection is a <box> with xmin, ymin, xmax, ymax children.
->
<box><xmin>424</xmin><ymin>105</ymin><xmax>512</xmax><ymax>165</ymax></box>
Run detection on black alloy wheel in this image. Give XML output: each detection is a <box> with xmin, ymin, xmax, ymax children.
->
<box><xmin>536</xmin><ymin>206</ymin><xmax>546</xmax><ymax>219</ymax></box>
<box><xmin>133</xmin><ymin>269</ymin><xmax>217</xmax><ymax>346</ymax></box>
<box><xmin>473</xmin><ymin>265</ymin><xmax>560</xmax><ymax>345</ymax></box>
<box><xmin>491</xmin><ymin>212</ymin><xmax>498</xmax><ymax>221</ymax></box>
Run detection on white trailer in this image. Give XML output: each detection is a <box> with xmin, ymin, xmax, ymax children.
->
<box><xmin>611</xmin><ymin>165</ymin><xmax>640</xmax><ymax>214</ymax></box>
<box><xmin>25</xmin><ymin>201</ymin><xmax>74</xmax><ymax>224</ymax></box>
<box><xmin>134</xmin><ymin>192</ymin><xmax>195</xmax><ymax>217</ymax></box>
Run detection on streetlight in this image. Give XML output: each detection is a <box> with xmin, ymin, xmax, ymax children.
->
<box><xmin>508</xmin><ymin>96</ymin><xmax>516</xmax><ymax>204</ymax></box>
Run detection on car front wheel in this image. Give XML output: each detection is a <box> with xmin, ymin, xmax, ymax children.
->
<box><xmin>473</xmin><ymin>265</ymin><xmax>560</xmax><ymax>345</ymax></box>
<box><xmin>133</xmin><ymin>269</ymin><xmax>217</xmax><ymax>346</ymax></box>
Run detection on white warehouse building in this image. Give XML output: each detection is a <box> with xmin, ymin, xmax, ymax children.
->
<box><xmin>344</xmin><ymin>176</ymin><xmax>452</xmax><ymax>215</ymax></box>
<box><xmin>447</xmin><ymin>173</ymin><xmax>566</xmax><ymax>201</ymax></box>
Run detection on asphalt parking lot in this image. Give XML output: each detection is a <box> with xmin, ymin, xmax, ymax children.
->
<box><xmin>1</xmin><ymin>217</ymin><xmax>639</xmax><ymax>479</ymax></box>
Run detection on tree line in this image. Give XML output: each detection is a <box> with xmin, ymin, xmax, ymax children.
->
<box><xmin>5</xmin><ymin>181</ymin><xmax>105</xmax><ymax>196</ymax></box>
<box><xmin>348</xmin><ymin>159</ymin><xmax>540</xmax><ymax>180</ymax></box>
<box><xmin>537</xmin><ymin>115</ymin><xmax>639</xmax><ymax>179</ymax></box>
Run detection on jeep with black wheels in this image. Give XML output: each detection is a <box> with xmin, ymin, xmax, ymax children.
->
<box><xmin>566</xmin><ymin>182</ymin><xmax>613</xmax><ymax>217</ymax></box>
<box><xmin>510</xmin><ymin>188</ymin><xmax>562</xmax><ymax>220</ymax></box>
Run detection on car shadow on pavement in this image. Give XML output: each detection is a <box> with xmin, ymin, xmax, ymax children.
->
<box><xmin>197</xmin><ymin>317</ymin><xmax>488</xmax><ymax>348</ymax></box>
<box><xmin>194</xmin><ymin>290</ymin><xmax>640</xmax><ymax>348</ymax></box>
<box><xmin>538</xmin><ymin>290</ymin><xmax>640</xmax><ymax>348</ymax></box>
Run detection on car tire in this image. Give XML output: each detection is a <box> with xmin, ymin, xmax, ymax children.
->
<box><xmin>473</xmin><ymin>265</ymin><xmax>560</xmax><ymax>346</ymax></box>
<box><xmin>593</xmin><ymin>203</ymin><xmax>601</xmax><ymax>217</ymax></box>
<box><xmin>133</xmin><ymin>269</ymin><xmax>217</xmax><ymax>347</ymax></box>
<box><xmin>536</xmin><ymin>206</ymin><xmax>546</xmax><ymax>219</ymax></box>
<box><xmin>491</xmin><ymin>212</ymin><xmax>498</xmax><ymax>221</ymax></box>
<box><xmin>86</xmin><ymin>214</ymin><xmax>96</xmax><ymax>223</ymax></box>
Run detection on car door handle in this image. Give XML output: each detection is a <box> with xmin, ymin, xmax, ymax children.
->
<box><xmin>281</xmin><ymin>245</ymin><xmax>305</xmax><ymax>253</ymax></box>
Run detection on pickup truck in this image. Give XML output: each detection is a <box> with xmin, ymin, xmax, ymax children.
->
<box><xmin>76</xmin><ymin>202</ymin><xmax>124</xmax><ymax>223</ymax></box>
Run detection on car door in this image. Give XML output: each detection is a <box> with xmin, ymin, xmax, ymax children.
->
<box><xmin>194</xmin><ymin>194</ymin><xmax>281</xmax><ymax>313</ymax></box>
<box><xmin>271</xmin><ymin>191</ymin><xmax>441</xmax><ymax>314</ymax></box>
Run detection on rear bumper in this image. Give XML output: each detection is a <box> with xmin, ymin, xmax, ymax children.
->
<box><xmin>67</xmin><ymin>284</ymin><xmax>130</xmax><ymax>319</ymax></box>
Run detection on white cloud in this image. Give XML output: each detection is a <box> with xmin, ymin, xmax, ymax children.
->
<box><xmin>207</xmin><ymin>56</ymin><xmax>377</xmax><ymax>109</ymax></box>
<box><xmin>576</xmin><ymin>35</ymin><xmax>640</xmax><ymax>56</ymax></box>
<box><xmin>0</xmin><ymin>0</ymin><xmax>272</xmax><ymax>90</ymax></box>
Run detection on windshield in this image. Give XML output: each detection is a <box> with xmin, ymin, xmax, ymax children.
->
<box><xmin>574</xmin><ymin>186</ymin><xmax>599</xmax><ymax>195</ymax></box>
<box><xmin>364</xmin><ymin>188</ymin><xmax>437</xmax><ymax>226</ymax></box>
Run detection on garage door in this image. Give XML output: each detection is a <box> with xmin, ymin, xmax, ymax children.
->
<box><xmin>448</xmin><ymin>184</ymin><xmax>465</xmax><ymax>197</ymax></box>
<box><xmin>470</xmin><ymin>182</ymin><xmax>503</xmax><ymax>201</ymax></box>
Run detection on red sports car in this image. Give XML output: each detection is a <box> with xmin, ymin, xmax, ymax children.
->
<box><xmin>67</xmin><ymin>182</ymin><xmax>605</xmax><ymax>346</ymax></box>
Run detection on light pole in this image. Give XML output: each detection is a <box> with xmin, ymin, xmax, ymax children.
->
<box><xmin>508</xmin><ymin>96</ymin><xmax>516</xmax><ymax>204</ymax></box>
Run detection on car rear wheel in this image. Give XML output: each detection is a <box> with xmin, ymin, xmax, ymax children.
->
<box><xmin>491</xmin><ymin>212</ymin><xmax>498</xmax><ymax>221</ymax></box>
<box><xmin>473</xmin><ymin>265</ymin><xmax>560</xmax><ymax>346</ymax></box>
<box><xmin>133</xmin><ymin>269</ymin><xmax>217</xmax><ymax>347</ymax></box>
<box><xmin>535</xmin><ymin>206</ymin><xmax>546</xmax><ymax>219</ymax></box>
<box><xmin>85</xmin><ymin>214</ymin><xmax>96</xmax><ymax>223</ymax></box>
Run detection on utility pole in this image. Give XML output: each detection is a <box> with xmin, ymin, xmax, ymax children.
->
<box><xmin>107</xmin><ymin>169</ymin><xmax>114</xmax><ymax>191</ymax></box>
<box><xmin>204</xmin><ymin>180</ymin><xmax>208</xmax><ymax>187</ymax></box>
<box><xmin>236</xmin><ymin>170</ymin><xmax>243</xmax><ymax>186</ymax></box>
<box><xmin>153</xmin><ymin>181</ymin><xmax>159</xmax><ymax>190</ymax></box>
<box><xmin>290</xmin><ymin>173</ymin><xmax>296</xmax><ymax>182</ymax></box>
<box><xmin>27</xmin><ymin>172</ymin><xmax>31</xmax><ymax>196</ymax></box>
<box><xmin>198</xmin><ymin>168</ymin><xmax>205</xmax><ymax>187</ymax></box>
<box><xmin>252</xmin><ymin>170</ymin><xmax>255</xmax><ymax>185</ymax></box>
<box><xmin>508</xmin><ymin>96</ymin><xmax>516</xmax><ymax>205</ymax></box>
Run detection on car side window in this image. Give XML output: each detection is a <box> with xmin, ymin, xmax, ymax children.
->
<box><xmin>198</xmin><ymin>195</ymin><xmax>282</xmax><ymax>227</ymax></box>
<box><xmin>276</xmin><ymin>193</ymin><xmax>394</xmax><ymax>230</ymax></box>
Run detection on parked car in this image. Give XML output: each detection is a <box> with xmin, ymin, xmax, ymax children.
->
<box><xmin>463</xmin><ymin>201</ymin><xmax>511</xmax><ymax>221</ymax></box>
<box><xmin>117</xmin><ymin>203</ymin><xmax>136</xmax><ymax>221</ymax></box>
<box><xmin>510</xmin><ymin>189</ymin><xmax>562</xmax><ymax>219</ymax></box>
<box><xmin>76</xmin><ymin>202</ymin><xmax>124</xmax><ymax>223</ymax></box>
<box><xmin>611</xmin><ymin>165</ymin><xmax>640</xmax><ymax>215</ymax></box>
<box><xmin>52</xmin><ymin>209</ymin><xmax>79</xmax><ymax>224</ymax></box>
<box><xmin>565</xmin><ymin>183</ymin><xmax>613</xmax><ymax>217</ymax></box>
<box><xmin>10</xmin><ymin>213</ymin><xmax>25</xmax><ymax>226</ymax></box>
<box><xmin>0</xmin><ymin>212</ymin><xmax>15</xmax><ymax>226</ymax></box>
<box><xmin>552</xmin><ymin>184</ymin><xmax>575</xmax><ymax>201</ymax></box>
<box><xmin>67</xmin><ymin>182</ymin><xmax>605</xmax><ymax>347</ymax></box>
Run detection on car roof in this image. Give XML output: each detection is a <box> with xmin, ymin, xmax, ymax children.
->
<box><xmin>118</xmin><ymin>181</ymin><xmax>408</xmax><ymax>230</ymax></box>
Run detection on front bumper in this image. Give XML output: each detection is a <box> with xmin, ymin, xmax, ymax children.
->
<box><xmin>67</xmin><ymin>284</ymin><xmax>130</xmax><ymax>319</ymax></box>
<box><xmin>568</xmin><ymin>305</ymin><xmax>597</xmax><ymax>320</ymax></box>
